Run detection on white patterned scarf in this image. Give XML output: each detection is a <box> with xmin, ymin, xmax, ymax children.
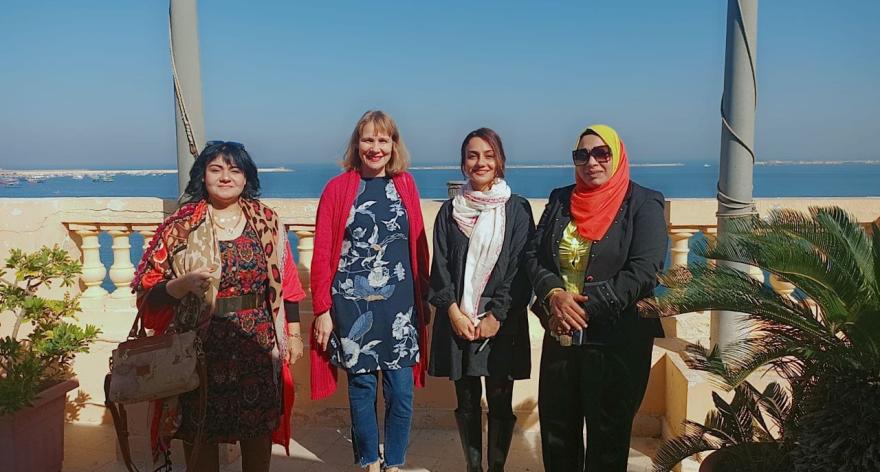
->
<box><xmin>452</xmin><ymin>178</ymin><xmax>511</xmax><ymax>323</ymax></box>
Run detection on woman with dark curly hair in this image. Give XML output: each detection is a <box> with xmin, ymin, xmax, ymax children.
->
<box><xmin>132</xmin><ymin>141</ymin><xmax>306</xmax><ymax>472</ymax></box>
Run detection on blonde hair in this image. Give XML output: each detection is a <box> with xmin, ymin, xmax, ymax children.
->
<box><xmin>342</xmin><ymin>110</ymin><xmax>410</xmax><ymax>175</ymax></box>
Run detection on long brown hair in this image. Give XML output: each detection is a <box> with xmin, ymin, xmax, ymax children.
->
<box><xmin>460</xmin><ymin>127</ymin><xmax>507</xmax><ymax>178</ymax></box>
<box><xmin>342</xmin><ymin>110</ymin><xmax>410</xmax><ymax>176</ymax></box>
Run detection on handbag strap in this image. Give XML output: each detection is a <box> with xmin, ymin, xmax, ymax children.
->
<box><xmin>104</xmin><ymin>373</ymin><xmax>140</xmax><ymax>472</ymax></box>
<box><xmin>127</xmin><ymin>309</ymin><xmax>147</xmax><ymax>340</ymax></box>
<box><xmin>187</xmin><ymin>351</ymin><xmax>209</xmax><ymax>467</ymax></box>
<box><xmin>104</xmin><ymin>354</ymin><xmax>209</xmax><ymax>472</ymax></box>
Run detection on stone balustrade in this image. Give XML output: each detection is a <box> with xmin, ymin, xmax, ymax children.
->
<box><xmin>19</xmin><ymin>196</ymin><xmax>873</xmax><ymax>319</ymax></box>
<box><xmin>1</xmin><ymin>196</ymin><xmax>878</xmax><ymax>444</ymax></box>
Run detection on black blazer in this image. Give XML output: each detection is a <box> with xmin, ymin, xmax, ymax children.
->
<box><xmin>427</xmin><ymin>194</ymin><xmax>534</xmax><ymax>380</ymax></box>
<box><xmin>525</xmin><ymin>181</ymin><xmax>667</xmax><ymax>345</ymax></box>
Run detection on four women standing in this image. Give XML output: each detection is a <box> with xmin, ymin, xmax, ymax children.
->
<box><xmin>428</xmin><ymin>128</ymin><xmax>534</xmax><ymax>472</ymax></box>
<box><xmin>132</xmin><ymin>115</ymin><xmax>669</xmax><ymax>472</ymax></box>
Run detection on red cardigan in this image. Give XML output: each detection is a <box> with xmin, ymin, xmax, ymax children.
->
<box><xmin>309</xmin><ymin>170</ymin><xmax>431</xmax><ymax>400</ymax></box>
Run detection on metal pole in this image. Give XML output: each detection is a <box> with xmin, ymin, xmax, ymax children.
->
<box><xmin>170</xmin><ymin>0</ymin><xmax>205</xmax><ymax>197</ymax></box>
<box><xmin>711</xmin><ymin>0</ymin><xmax>758</xmax><ymax>349</ymax></box>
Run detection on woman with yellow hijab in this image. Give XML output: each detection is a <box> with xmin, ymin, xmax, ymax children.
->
<box><xmin>525</xmin><ymin>125</ymin><xmax>668</xmax><ymax>471</ymax></box>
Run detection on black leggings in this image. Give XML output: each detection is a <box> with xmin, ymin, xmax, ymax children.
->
<box><xmin>454</xmin><ymin>375</ymin><xmax>514</xmax><ymax>419</ymax></box>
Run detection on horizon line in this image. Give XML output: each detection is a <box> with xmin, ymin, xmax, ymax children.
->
<box><xmin>3</xmin><ymin>159</ymin><xmax>880</xmax><ymax>175</ymax></box>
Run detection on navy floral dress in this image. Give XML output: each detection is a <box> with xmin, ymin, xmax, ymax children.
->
<box><xmin>330</xmin><ymin>177</ymin><xmax>420</xmax><ymax>374</ymax></box>
<box><xmin>177</xmin><ymin>223</ymin><xmax>281</xmax><ymax>443</ymax></box>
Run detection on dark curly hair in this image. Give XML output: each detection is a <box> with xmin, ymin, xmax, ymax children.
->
<box><xmin>182</xmin><ymin>141</ymin><xmax>261</xmax><ymax>203</ymax></box>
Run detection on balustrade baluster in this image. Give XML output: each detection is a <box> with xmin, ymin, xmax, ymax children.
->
<box><xmin>71</xmin><ymin>226</ymin><xmax>108</xmax><ymax>311</ymax></box>
<box><xmin>136</xmin><ymin>227</ymin><xmax>156</xmax><ymax>252</ymax></box>
<box><xmin>105</xmin><ymin>226</ymin><xmax>135</xmax><ymax>307</ymax></box>
<box><xmin>294</xmin><ymin>229</ymin><xmax>315</xmax><ymax>291</ymax></box>
<box><xmin>669</xmin><ymin>228</ymin><xmax>696</xmax><ymax>267</ymax></box>
<box><xmin>667</xmin><ymin>228</ymin><xmax>711</xmax><ymax>345</ymax></box>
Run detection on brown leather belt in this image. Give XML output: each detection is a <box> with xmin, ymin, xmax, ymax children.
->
<box><xmin>214</xmin><ymin>293</ymin><xmax>261</xmax><ymax>314</ymax></box>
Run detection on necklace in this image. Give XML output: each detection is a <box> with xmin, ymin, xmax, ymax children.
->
<box><xmin>211</xmin><ymin>207</ymin><xmax>243</xmax><ymax>236</ymax></box>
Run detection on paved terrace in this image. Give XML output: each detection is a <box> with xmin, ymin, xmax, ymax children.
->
<box><xmin>2</xmin><ymin>196</ymin><xmax>879</xmax><ymax>471</ymax></box>
<box><xmin>63</xmin><ymin>423</ymin><xmax>659</xmax><ymax>471</ymax></box>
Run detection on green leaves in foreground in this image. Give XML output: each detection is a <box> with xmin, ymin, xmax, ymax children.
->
<box><xmin>646</xmin><ymin>207</ymin><xmax>880</xmax><ymax>471</ymax></box>
<box><xmin>0</xmin><ymin>246</ymin><xmax>99</xmax><ymax>415</ymax></box>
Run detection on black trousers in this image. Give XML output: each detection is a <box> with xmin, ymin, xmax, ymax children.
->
<box><xmin>454</xmin><ymin>375</ymin><xmax>514</xmax><ymax>419</ymax></box>
<box><xmin>538</xmin><ymin>334</ymin><xmax>655</xmax><ymax>472</ymax></box>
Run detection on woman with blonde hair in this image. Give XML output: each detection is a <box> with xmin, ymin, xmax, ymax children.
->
<box><xmin>309</xmin><ymin>110</ymin><xmax>431</xmax><ymax>471</ymax></box>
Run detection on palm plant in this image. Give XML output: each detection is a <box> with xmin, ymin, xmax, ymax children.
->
<box><xmin>644</xmin><ymin>207</ymin><xmax>880</xmax><ymax>471</ymax></box>
<box><xmin>650</xmin><ymin>343</ymin><xmax>794</xmax><ymax>471</ymax></box>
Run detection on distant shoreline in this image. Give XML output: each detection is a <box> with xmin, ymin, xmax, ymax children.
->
<box><xmin>411</xmin><ymin>163</ymin><xmax>687</xmax><ymax>170</ymax></box>
<box><xmin>755</xmin><ymin>160</ymin><xmax>880</xmax><ymax>166</ymax></box>
<box><xmin>3</xmin><ymin>160</ymin><xmax>880</xmax><ymax>178</ymax></box>
<box><xmin>0</xmin><ymin>167</ymin><xmax>293</xmax><ymax>178</ymax></box>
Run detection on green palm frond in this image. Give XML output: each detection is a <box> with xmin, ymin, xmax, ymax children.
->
<box><xmin>657</xmin><ymin>264</ymin><xmax>835</xmax><ymax>344</ymax></box>
<box><xmin>652</xmin><ymin>208</ymin><xmax>880</xmax><ymax>471</ymax></box>
<box><xmin>695</xmin><ymin>210</ymin><xmax>879</xmax><ymax>326</ymax></box>
<box><xmin>652</xmin><ymin>383</ymin><xmax>781</xmax><ymax>472</ymax></box>
<box><xmin>711</xmin><ymin>390</ymin><xmax>757</xmax><ymax>444</ymax></box>
<box><xmin>872</xmin><ymin>222</ymin><xmax>880</xmax><ymax>295</ymax></box>
<box><xmin>702</xmin><ymin>230</ymin><xmax>861</xmax><ymax>325</ymax></box>
<box><xmin>736</xmin><ymin>382</ymin><xmax>787</xmax><ymax>441</ymax></box>
<box><xmin>754</xmin><ymin>382</ymin><xmax>791</xmax><ymax>434</ymax></box>
<box><xmin>652</xmin><ymin>420</ymin><xmax>725</xmax><ymax>472</ymax></box>
<box><xmin>809</xmin><ymin>207</ymin><xmax>876</xmax><ymax>289</ymax></box>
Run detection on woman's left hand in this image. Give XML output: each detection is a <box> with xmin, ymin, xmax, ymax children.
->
<box><xmin>287</xmin><ymin>322</ymin><xmax>304</xmax><ymax>364</ymax></box>
<box><xmin>476</xmin><ymin>313</ymin><xmax>500</xmax><ymax>339</ymax></box>
<box><xmin>287</xmin><ymin>335</ymin><xmax>304</xmax><ymax>364</ymax></box>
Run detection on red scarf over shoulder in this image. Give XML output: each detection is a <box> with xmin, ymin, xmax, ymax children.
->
<box><xmin>309</xmin><ymin>170</ymin><xmax>431</xmax><ymax>400</ymax></box>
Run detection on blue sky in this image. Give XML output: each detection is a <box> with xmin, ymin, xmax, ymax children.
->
<box><xmin>1</xmin><ymin>0</ymin><xmax>878</xmax><ymax>168</ymax></box>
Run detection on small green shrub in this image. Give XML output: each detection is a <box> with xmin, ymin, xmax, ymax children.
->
<box><xmin>0</xmin><ymin>246</ymin><xmax>100</xmax><ymax>415</ymax></box>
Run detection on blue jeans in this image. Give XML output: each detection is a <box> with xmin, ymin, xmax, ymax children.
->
<box><xmin>347</xmin><ymin>368</ymin><xmax>414</xmax><ymax>468</ymax></box>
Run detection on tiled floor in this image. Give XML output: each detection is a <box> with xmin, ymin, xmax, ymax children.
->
<box><xmin>63</xmin><ymin>422</ymin><xmax>659</xmax><ymax>471</ymax></box>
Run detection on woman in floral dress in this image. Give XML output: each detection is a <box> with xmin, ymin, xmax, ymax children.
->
<box><xmin>132</xmin><ymin>141</ymin><xmax>306</xmax><ymax>472</ymax></box>
<box><xmin>310</xmin><ymin>110</ymin><xmax>431</xmax><ymax>472</ymax></box>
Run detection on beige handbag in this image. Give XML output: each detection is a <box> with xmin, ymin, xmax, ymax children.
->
<box><xmin>108</xmin><ymin>310</ymin><xmax>203</xmax><ymax>404</ymax></box>
<box><xmin>108</xmin><ymin>329</ymin><xmax>201</xmax><ymax>404</ymax></box>
<box><xmin>104</xmin><ymin>311</ymin><xmax>207</xmax><ymax>472</ymax></box>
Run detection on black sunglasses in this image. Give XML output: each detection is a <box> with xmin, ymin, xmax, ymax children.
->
<box><xmin>572</xmin><ymin>146</ymin><xmax>612</xmax><ymax>166</ymax></box>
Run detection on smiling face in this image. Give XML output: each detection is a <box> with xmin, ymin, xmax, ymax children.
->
<box><xmin>358</xmin><ymin>122</ymin><xmax>394</xmax><ymax>178</ymax></box>
<box><xmin>463</xmin><ymin>136</ymin><xmax>498</xmax><ymax>191</ymax></box>
<box><xmin>575</xmin><ymin>133</ymin><xmax>614</xmax><ymax>189</ymax></box>
<box><xmin>204</xmin><ymin>155</ymin><xmax>246</xmax><ymax>205</ymax></box>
